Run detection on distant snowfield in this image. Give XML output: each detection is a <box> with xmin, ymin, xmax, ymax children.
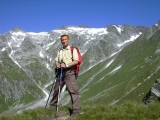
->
<box><xmin>54</xmin><ymin>27</ymin><xmax>108</xmax><ymax>35</ymax></box>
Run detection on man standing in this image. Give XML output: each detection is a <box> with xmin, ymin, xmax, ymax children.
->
<box><xmin>50</xmin><ymin>35</ymin><xmax>80</xmax><ymax>117</ymax></box>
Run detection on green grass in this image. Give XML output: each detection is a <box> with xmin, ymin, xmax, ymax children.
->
<box><xmin>0</xmin><ymin>102</ymin><xmax>160</xmax><ymax>120</ymax></box>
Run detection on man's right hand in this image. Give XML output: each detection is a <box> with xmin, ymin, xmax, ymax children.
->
<box><xmin>60</xmin><ymin>62</ymin><xmax>66</xmax><ymax>68</ymax></box>
<box><xmin>56</xmin><ymin>63</ymin><xmax>61</xmax><ymax>68</ymax></box>
<box><xmin>56</xmin><ymin>62</ymin><xmax>66</xmax><ymax>68</ymax></box>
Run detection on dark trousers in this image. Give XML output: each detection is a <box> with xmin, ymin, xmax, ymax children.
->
<box><xmin>50</xmin><ymin>70</ymin><xmax>80</xmax><ymax>113</ymax></box>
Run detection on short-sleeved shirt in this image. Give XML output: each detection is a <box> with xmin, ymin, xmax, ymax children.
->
<box><xmin>55</xmin><ymin>45</ymin><xmax>78</xmax><ymax>64</ymax></box>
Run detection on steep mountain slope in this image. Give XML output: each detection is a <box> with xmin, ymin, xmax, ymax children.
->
<box><xmin>0</xmin><ymin>21</ymin><xmax>159</xmax><ymax>114</ymax></box>
<box><xmin>0</xmin><ymin>51</ymin><xmax>45</xmax><ymax>113</ymax></box>
<box><xmin>77</xmin><ymin>26</ymin><xmax>160</xmax><ymax>106</ymax></box>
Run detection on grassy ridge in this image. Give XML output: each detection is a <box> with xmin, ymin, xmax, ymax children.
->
<box><xmin>0</xmin><ymin>102</ymin><xmax>160</xmax><ymax>120</ymax></box>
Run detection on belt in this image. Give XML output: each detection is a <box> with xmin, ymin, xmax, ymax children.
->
<box><xmin>65</xmin><ymin>67</ymin><xmax>74</xmax><ymax>71</ymax></box>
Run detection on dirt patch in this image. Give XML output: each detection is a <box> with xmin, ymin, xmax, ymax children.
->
<box><xmin>40</xmin><ymin>111</ymin><xmax>70</xmax><ymax>120</ymax></box>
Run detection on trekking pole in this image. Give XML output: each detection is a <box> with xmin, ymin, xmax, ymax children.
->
<box><xmin>55</xmin><ymin>67</ymin><xmax>63</xmax><ymax>118</ymax></box>
<box><xmin>45</xmin><ymin>70</ymin><xmax>58</xmax><ymax>109</ymax></box>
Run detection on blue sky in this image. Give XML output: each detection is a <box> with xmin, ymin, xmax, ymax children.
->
<box><xmin>0</xmin><ymin>0</ymin><xmax>160</xmax><ymax>34</ymax></box>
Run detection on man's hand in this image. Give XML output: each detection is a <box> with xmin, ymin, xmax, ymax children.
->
<box><xmin>56</xmin><ymin>61</ymin><xmax>67</xmax><ymax>68</ymax></box>
<box><xmin>60</xmin><ymin>62</ymin><xmax>66</xmax><ymax>68</ymax></box>
<box><xmin>56</xmin><ymin>62</ymin><xmax>61</xmax><ymax>68</ymax></box>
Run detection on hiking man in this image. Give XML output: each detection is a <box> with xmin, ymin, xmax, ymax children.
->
<box><xmin>50</xmin><ymin>35</ymin><xmax>80</xmax><ymax>117</ymax></box>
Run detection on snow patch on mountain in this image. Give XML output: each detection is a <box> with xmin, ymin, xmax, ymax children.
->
<box><xmin>54</xmin><ymin>27</ymin><xmax>108</xmax><ymax>39</ymax></box>
<box><xmin>46</xmin><ymin>41</ymin><xmax>56</xmax><ymax>50</ymax></box>
<box><xmin>27</xmin><ymin>32</ymin><xmax>48</xmax><ymax>36</ymax></box>
<box><xmin>117</xmin><ymin>33</ymin><xmax>142</xmax><ymax>47</ymax></box>
<box><xmin>12</xmin><ymin>31</ymin><xmax>26</xmax><ymax>36</ymax></box>
<box><xmin>112</xmin><ymin>25</ymin><xmax>123</xmax><ymax>33</ymax></box>
<box><xmin>39</xmin><ymin>50</ymin><xmax>44</xmax><ymax>57</ymax></box>
<box><xmin>2</xmin><ymin>48</ymin><xmax>5</xmax><ymax>51</ymax></box>
<box><xmin>10</xmin><ymin>31</ymin><xmax>26</xmax><ymax>43</ymax></box>
<box><xmin>9</xmin><ymin>50</ymin><xmax>22</xmax><ymax>68</ymax></box>
<box><xmin>109</xmin><ymin>65</ymin><xmax>121</xmax><ymax>75</ymax></box>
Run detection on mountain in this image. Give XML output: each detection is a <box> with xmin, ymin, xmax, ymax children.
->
<box><xmin>0</xmin><ymin>21</ymin><xmax>160</xmax><ymax>114</ymax></box>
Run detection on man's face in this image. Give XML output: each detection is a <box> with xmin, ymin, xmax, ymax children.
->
<box><xmin>61</xmin><ymin>36</ymin><xmax>69</xmax><ymax>47</ymax></box>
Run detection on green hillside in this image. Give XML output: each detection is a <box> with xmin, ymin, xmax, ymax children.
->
<box><xmin>78</xmin><ymin>30</ymin><xmax>160</xmax><ymax>105</ymax></box>
<box><xmin>0</xmin><ymin>51</ymin><xmax>45</xmax><ymax>114</ymax></box>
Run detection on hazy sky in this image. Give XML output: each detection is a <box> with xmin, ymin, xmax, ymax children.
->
<box><xmin>0</xmin><ymin>0</ymin><xmax>160</xmax><ymax>34</ymax></box>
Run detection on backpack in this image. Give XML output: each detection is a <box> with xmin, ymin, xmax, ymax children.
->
<box><xmin>70</xmin><ymin>46</ymin><xmax>83</xmax><ymax>77</ymax></box>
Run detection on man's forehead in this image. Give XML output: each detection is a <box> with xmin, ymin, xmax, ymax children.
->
<box><xmin>61</xmin><ymin>36</ymin><xmax>69</xmax><ymax>39</ymax></box>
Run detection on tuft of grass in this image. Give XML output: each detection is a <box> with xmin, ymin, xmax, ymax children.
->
<box><xmin>1</xmin><ymin>101</ymin><xmax>160</xmax><ymax>120</ymax></box>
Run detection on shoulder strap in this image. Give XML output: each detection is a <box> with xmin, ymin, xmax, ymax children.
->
<box><xmin>70</xmin><ymin>46</ymin><xmax>74</xmax><ymax>61</ymax></box>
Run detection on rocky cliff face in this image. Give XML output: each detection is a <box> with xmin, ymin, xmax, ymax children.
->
<box><xmin>143</xmin><ymin>77</ymin><xmax>160</xmax><ymax>104</ymax></box>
